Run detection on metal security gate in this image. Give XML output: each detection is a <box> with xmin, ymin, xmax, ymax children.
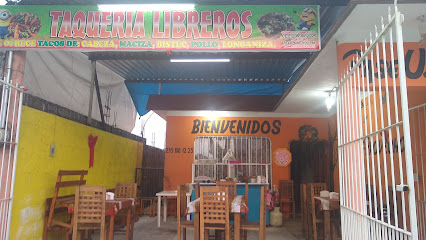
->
<box><xmin>0</xmin><ymin>51</ymin><xmax>24</xmax><ymax>240</ymax></box>
<box><xmin>409</xmin><ymin>104</ymin><xmax>426</xmax><ymax>240</ymax></box>
<box><xmin>337</xmin><ymin>5</ymin><xmax>418</xmax><ymax>240</ymax></box>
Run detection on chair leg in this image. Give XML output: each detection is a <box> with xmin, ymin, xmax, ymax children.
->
<box><xmin>86</xmin><ymin>230</ymin><xmax>92</xmax><ymax>240</ymax></box>
<box><xmin>43</xmin><ymin>214</ymin><xmax>48</xmax><ymax>240</ymax></box>
<box><xmin>260</xmin><ymin>225</ymin><xmax>266</xmax><ymax>240</ymax></box>
<box><xmin>313</xmin><ymin>222</ymin><xmax>318</xmax><ymax>240</ymax></box>
<box><xmin>178</xmin><ymin>226</ymin><xmax>181</xmax><ymax>240</ymax></box>
<box><xmin>151</xmin><ymin>199</ymin><xmax>155</xmax><ymax>217</ymax></box>
<box><xmin>203</xmin><ymin>229</ymin><xmax>209</xmax><ymax>240</ymax></box>
<box><xmin>183</xmin><ymin>228</ymin><xmax>186</xmax><ymax>240</ymax></box>
<box><xmin>293</xmin><ymin>202</ymin><xmax>296</xmax><ymax>219</ymax></box>
<box><xmin>214</xmin><ymin>230</ymin><xmax>221</xmax><ymax>240</ymax></box>
<box><xmin>77</xmin><ymin>230</ymin><xmax>83</xmax><ymax>240</ymax></box>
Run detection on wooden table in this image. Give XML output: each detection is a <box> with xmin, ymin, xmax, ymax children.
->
<box><xmin>68</xmin><ymin>198</ymin><xmax>134</xmax><ymax>240</ymax></box>
<box><xmin>156</xmin><ymin>190</ymin><xmax>191</xmax><ymax>227</ymax></box>
<box><xmin>314</xmin><ymin>196</ymin><xmax>339</xmax><ymax>240</ymax></box>
<box><xmin>186</xmin><ymin>195</ymin><xmax>248</xmax><ymax>240</ymax></box>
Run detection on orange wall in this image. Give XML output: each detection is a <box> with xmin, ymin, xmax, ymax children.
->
<box><xmin>337</xmin><ymin>42</ymin><xmax>426</xmax><ymax>90</ymax></box>
<box><xmin>164</xmin><ymin>116</ymin><xmax>329</xmax><ymax>190</ymax></box>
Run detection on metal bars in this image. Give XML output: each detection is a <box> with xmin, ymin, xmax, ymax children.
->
<box><xmin>409</xmin><ymin>104</ymin><xmax>426</xmax><ymax>240</ymax></box>
<box><xmin>337</xmin><ymin>6</ymin><xmax>418</xmax><ymax>240</ymax></box>
<box><xmin>0</xmin><ymin>51</ymin><xmax>24</xmax><ymax>240</ymax></box>
<box><xmin>193</xmin><ymin>136</ymin><xmax>271</xmax><ymax>184</ymax></box>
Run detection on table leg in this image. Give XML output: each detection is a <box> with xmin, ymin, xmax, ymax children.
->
<box><xmin>126</xmin><ymin>207</ymin><xmax>131</xmax><ymax>240</ymax></box>
<box><xmin>234</xmin><ymin>213</ymin><xmax>240</xmax><ymax>240</ymax></box>
<box><xmin>194</xmin><ymin>212</ymin><xmax>200</xmax><ymax>240</ymax></box>
<box><xmin>163</xmin><ymin>197</ymin><xmax>167</xmax><ymax>222</ymax></box>
<box><xmin>324</xmin><ymin>211</ymin><xmax>331</xmax><ymax>240</ymax></box>
<box><xmin>186</xmin><ymin>195</ymin><xmax>190</xmax><ymax>221</ymax></box>
<box><xmin>157</xmin><ymin>196</ymin><xmax>161</xmax><ymax>227</ymax></box>
<box><xmin>108</xmin><ymin>215</ymin><xmax>115</xmax><ymax>240</ymax></box>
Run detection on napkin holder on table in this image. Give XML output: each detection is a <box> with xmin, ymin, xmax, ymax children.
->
<box><xmin>320</xmin><ymin>190</ymin><xmax>330</xmax><ymax>198</ymax></box>
<box><xmin>106</xmin><ymin>192</ymin><xmax>114</xmax><ymax>200</ymax></box>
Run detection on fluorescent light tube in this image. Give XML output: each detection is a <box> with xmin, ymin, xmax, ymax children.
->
<box><xmin>170</xmin><ymin>59</ymin><xmax>230</xmax><ymax>63</ymax></box>
<box><xmin>97</xmin><ymin>4</ymin><xmax>195</xmax><ymax>12</ymax></box>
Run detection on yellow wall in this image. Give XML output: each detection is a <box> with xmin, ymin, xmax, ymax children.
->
<box><xmin>9</xmin><ymin>106</ymin><xmax>143</xmax><ymax>240</ymax></box>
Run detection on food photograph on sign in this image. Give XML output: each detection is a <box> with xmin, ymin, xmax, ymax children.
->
<box><xmin>0</xmin><ymin>5</ymin><xmax>320</xmax><ymax>51</ymax></box>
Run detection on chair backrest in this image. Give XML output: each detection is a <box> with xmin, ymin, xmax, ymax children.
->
<box><xmin>216</xmin><ymin>181</ymin><xmax>236</xmax><ymax>200</ymax></box>
<box><xmin>279</xmin><ymin>180</ymin><xmax>294</xmax><ymax>201</ymax></box>
<box><xmin>74</xmin><ymin>186</ymin><xmax>106</xmax><ymax>224</ymax></box>
<box><xmin>194</xmin><ymin>183</ymin><xmax>200</xmax><ymax>198</ymax></box>
<box><xmin>200</xmin><ymin>186</ymin><xmax>229</xmax><ymax>225</ymax></box>
<box><xmin>47</xmin><ymin>170</ymin><xmax>88</xmax><ymax>227</ymax></box>
<box><xmin>177</xmin><ymin>184</ymin><xmax>187</xmax><ymax>224</ymax></box>
<box><xmin>306</xmin><ymin>182</ymin><xmax>327</xmax><ymax>238</ymax></box>
<box><xmin>115</xmin><ymin>182</ymin><xmax>137</xmax><ymax>199</ymax></box>
<box><xmin>309</xmin><ymin>183</ymin><xmax>327</xmax><ymax>196</ymax></box>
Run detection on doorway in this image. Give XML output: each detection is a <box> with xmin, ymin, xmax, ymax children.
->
<box><xmin>290</xmin><ymin>139</ymin><xmax>329</xmax><ymax>214</ymax></box>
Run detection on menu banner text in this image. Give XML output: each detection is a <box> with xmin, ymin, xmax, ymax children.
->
<box><xmin>0</xmin><ymin>5</ymin><xmax>320</xmax><ymax>51</ymax></box>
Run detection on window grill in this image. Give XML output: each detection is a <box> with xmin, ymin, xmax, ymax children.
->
<box><xmin>192</xmin><ymin>136</ymin><xmax>271</xmax><ymax>184</ymax></box>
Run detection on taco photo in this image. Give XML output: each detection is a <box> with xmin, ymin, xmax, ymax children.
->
<box><xmin>9</xmin><ymin>12</ymin><xmax>41</xmax><ymax>39</ymax></box>
<box><xmin>257</xmin><ymin>12</ymin><xmax>296</xmax><ymax>39</ymax></box>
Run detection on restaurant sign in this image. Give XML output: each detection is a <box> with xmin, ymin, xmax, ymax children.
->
<box><xmin>0</xmin><ymin>5</ymin><xmax>320</xmax><ymax>51</ymax></box>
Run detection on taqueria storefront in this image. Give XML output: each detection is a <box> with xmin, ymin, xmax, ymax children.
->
<box><xmin>1</xmin><ymin>2</ymin><xmax>413</xmax><ymax>239</ymax></box>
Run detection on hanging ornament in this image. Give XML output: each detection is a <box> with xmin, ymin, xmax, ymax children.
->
<box><xmin>298</xmin><ymin>125</ymin><xmax>318</xmax><ymax>142</ymax></box>
<box><xmin>273</xmin><ymin>148</ymin><xmax>292</xmax><ymax>167</ymax></box>
<box><xmin>88</xmin><ymin>134</ymin><xmax>98</xmax><ymax>168</ymax></box>
<box><xmin>166</xmin><ymin>49</ymin><xmax>172</xmax><ymax>55</ymax></box>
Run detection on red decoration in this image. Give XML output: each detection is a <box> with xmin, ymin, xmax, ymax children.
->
<box><xmin>88</xmin><ymin>134</ymin><xmax>98</xmax><ymax>168</ymax></box>
<box><xmin>166</xmin><ymin>49</ymin><xmax>172</xmax><ymax>55</ymax></box>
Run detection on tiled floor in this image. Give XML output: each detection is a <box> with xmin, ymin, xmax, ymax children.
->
<box><xmin>105</xmin><ymin>216</ymin><xmax>305</xmax><ymax>240</ymax></box>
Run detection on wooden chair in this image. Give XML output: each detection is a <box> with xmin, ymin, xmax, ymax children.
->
<box><xmin>115</xmin><ymin>182</ymin><xmax>137</xmax><ymax>199</ymax></box>
<box><xmin>194</xmin><ymin>183</ymin><xmax>200</xmax><ymax>198</ymax></box>
<box><xmin>200</xmin><ymin>186</ymin><xmax>230</xmax><ymax>240</ymax></box>
<box><xmin>216</xmin><ymin>181</ymin><xmax>237</xmax><ymax>200</ymax></box>
<box><xmin>72</xmin><ymin>186</ymin><xmax>107</xmax><ymax>240</ymax></box>
<box><xmin>177</xmin><ymin>184</ymin><xmax>195</xmax><ymax>240</ymax></box>
<box><xmin>300</xmin><ymin>183</ymin><xmax>309</xmax><ymax>240</ymax></box>
<box><xmin>240</xmin><ymin>183</ymin><xmax>250</xmax><ymax>240</ymax></box>
<box><xmin>43</xmin><ymin>170</ymin><xmax>88</xmax><ymax>240</ymax></box>
<box><xmin>114</xmin><ymin>183</ymin><xmax>137</xmax><ymax>239</ymax></box>
<box><xmin>140</xmin><ymin>197</ymin><xmax>157</xmax><ymax>217</ymax></box>
<box><xmin>215</xmin><ymin>180</ymin><xmax>237</xmax><ymax>239</ymax></box>
<box><xmin>306</xmin><ymin>183</ymin><xmax>327</xmax><ymax>240</ymax></box>
<box><xmin>279</xmin><ymin>180</ymin><xmax>295</xmax><ymax>219</ymax></box>
<box><xmin>241</xmin><ymin>186</ymin><xmax>266</xmax><ymax>240</ymax></box>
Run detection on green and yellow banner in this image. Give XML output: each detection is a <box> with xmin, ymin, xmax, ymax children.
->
<box><xmin>0</xmin><ymin>5</ymin><xmax>320</xmax><ymax>51</ymax></box>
